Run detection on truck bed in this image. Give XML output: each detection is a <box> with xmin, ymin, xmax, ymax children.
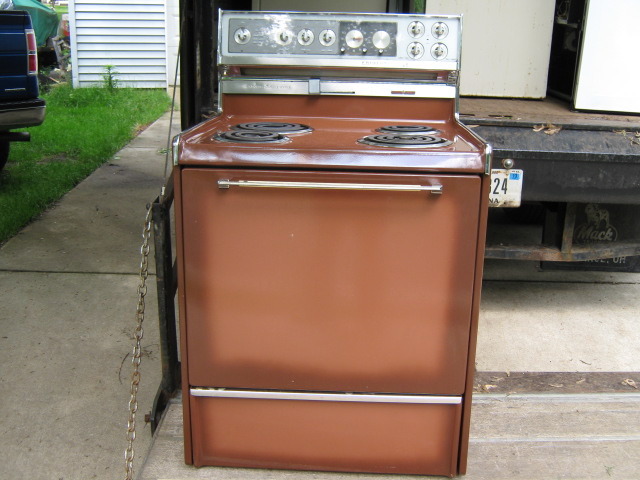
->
<box><xmin>458</xmin><ymin>97</ymin><xmax>640</xmax><ymax>206</ymax></box>
<box><xmin>459</xmin><ymin>97</ymin><xmax>640</xmax><ymax>267</ymax></box>
<box><xmin>459</xmin><ymin>97</ymin><xmax>640</xmax><ymax>130</ymax></box>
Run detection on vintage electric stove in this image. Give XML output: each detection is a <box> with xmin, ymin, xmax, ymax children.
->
<box><xmin>173</xmin><ymin>10</ymin><xmax>491</xmax><ymax>477</ymax></box>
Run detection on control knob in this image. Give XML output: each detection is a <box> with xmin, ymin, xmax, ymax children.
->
<box><xmin>275</xmin><ymin>30</ymin><xmax>293</xmax><ymax>46</ymax></box>
<box><xmin>408</xmin><ymin>21</ymin><xmax>425</xmax><ymax>38</ymax></box>
<box><xmin>233</xmin><ymin>27</ymin><xmax>251</xmax><ymax>45</ymax></box>
<box><xmin>297</xmin><ymin>28</ymin><xmax>314</xmax><ymax>46</ymax></box>
<box><xmin>319</xmin><ymin>29</ymin><xmax>336</xmax><ymax>46</ymax></box>
<box><xmin>345</xmin><ymin>29</ymin><xmax>364</xmax><ymax>49</ymax></box>
<box><xmin>431</xmin><ymin>43</ymin><xmax>448</xmax><ymax>60</ymax></box>
<box><xmin>432</xmin><ymin>22</ymin><xmax>449</xmax><ymax>39</ymax></box>
<box><xmin>372</xmin><ymin>30</ymin><xmax>391</xmax><ymax>50</ymax></box>
<box><xmin>407</xmin><ymin>42</ymin><xmax>424</xmax><ymax>59</ymax></box>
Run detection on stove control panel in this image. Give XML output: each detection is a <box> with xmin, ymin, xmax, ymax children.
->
<box><xmin>220</xmin><ymin>11</ymin><xmax>461</xmax><ymax>71</ymax></box>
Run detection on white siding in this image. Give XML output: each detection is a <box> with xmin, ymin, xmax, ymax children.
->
<box><xmin>69</xmin><ymin>0</ymin><xmax>168</xmax><ymax>88</ymax></box>
<box><xmin>166</xmin><ymin>0</ymin><xmax>180</xmax><ymax>86</ymax></box>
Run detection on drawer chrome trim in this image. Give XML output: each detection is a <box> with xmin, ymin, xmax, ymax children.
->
<box><xmin>190</xmin><ymin>388</ymin><xmax>462</xmax><ymax>405</ymax></box>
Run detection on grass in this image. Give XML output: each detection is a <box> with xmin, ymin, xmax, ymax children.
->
<box><xmin>53</xmin><ymin>4</ymin><xmax>68</xmax><ymax>17</ymax></box>
<box><xmin>0</xmin><ymin>84</ymin><xmax>170</xmax><ymax>243</ymax></box>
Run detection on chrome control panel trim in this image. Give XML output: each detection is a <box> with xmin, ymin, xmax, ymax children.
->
<box><xmin>219</xmin><ymin>10</ymin><xmax>461</xmax><ymax>71</ymax></box>
<box><xmin>221</xmin><ymin>77</ymin><xmax>456</xmax><ymax>98</ymax></box>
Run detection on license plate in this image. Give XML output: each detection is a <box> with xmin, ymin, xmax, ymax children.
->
<box><xmin>489</xmin><ymin>169</ymin><xmax>523</xmax><ymax>207</ymax></box>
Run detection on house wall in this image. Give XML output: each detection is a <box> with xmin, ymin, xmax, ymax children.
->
<box><xmin>166</xmin><ymin>0</ymin><xmax>180</xmax><ymax>86</ymax></box>
<box><xmin>69</xmin><ymin>0</ymin><xmax>169</xmax><ymax>88</ymax></box>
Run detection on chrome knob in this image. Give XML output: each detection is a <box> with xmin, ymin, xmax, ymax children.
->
<box><xmin>432</xmin><ymin>22</ymin><xmax>449</xmax><ymax>39</ymax></box>
<box><xmin>345</xmin><ymin>29</ymin><xmax>364</xmax><ymax>49</ymax></box>
<box><xmin>407</xmin><ymin>42</ymin><xmax>424</xmax><ymax>59</ymax></box>
<box><xmin>319</xmin><ymin>29</ymin><xmax>336</xmax><ymax>46</ymax></box>
<box><xmin>408</xmin><ymin>21</ymin><xmax>425</xmax><ymax>38</ymax></box>
<box><xmin>233</xmin><ymin>27</ymin><xmax>251</xmax><ymax>45</ymax></box>
<box><xmin>430</xmin><ymin>42</ymin><xmax>447</xmax><ymax>59</ymax></box>
<box><xmin>297</xmin><ymin>28</ymin><xmax>314</xmax><ymax>46</ymax></box>
<box><xmin>372</xmin><ymin>30</ymin><xmax>391</xmax><ymax>50</ymax></box>
<box><xmin>276</xmin><ymin>30</ymin><xmax>293</xmax><ymax>46</ymax></box>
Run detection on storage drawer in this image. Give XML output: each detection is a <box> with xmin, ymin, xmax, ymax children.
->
<box><xmin>189</xmin><ymin>389</ymin><xmax>462</xmax><ymax>476</ymax></box>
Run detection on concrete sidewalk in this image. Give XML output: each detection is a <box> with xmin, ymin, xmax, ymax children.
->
<box><xmin>1</xmin><ymin>111</ymin><xmax>639</xmax><ymax>480</ymax></box>
<box><xmin>0</xmin><ymin>111</ymin><xmax>179</xmax><ymax>479</ymax></box>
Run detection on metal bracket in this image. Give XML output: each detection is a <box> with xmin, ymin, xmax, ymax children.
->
<box><xmin>149</xmin><ymin>174</ymin><xmax>181</xmax><ymax>434</ymax></box>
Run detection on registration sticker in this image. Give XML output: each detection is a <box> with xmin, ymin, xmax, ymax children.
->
<box><xmin>489</xmin><ymin>169</ymin><xmax>523</xmax><ymax>207</ymax></box>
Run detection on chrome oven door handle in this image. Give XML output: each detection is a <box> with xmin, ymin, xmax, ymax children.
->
<box><xmin>217</xmin><ymin>179</ymin><xmax>443</xmax><ymax>194</ymax></box>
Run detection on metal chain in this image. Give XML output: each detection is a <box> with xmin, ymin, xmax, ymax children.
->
<box><xmin>125</xmin><ymin>206</ymin><xmax>153</xmax><ymax>480</ymax></box>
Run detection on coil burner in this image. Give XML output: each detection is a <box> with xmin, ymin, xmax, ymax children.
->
<box><xmin>377</xmin><ymin>125</ymin><xmax>442</xmax><ymax>135</ymax></box>
<box><xmin>215</xmin><ymin>130</ymin><xmax>289</xmax><ymax>144</ymax></box>
<box><xmin>358</xmin><ymin>134</ymin><xmax>452</xmax><ymax>148</ymax></box>
<box><xmin>232</xmin><ymin>122</ymin><xmax>313</xmax><ymax>134</ymax></box>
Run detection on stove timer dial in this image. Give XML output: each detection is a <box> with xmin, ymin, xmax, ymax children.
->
<box><xmin>345</xmin><ymin>29</ymin><xmax>365</xmax><ymax>49</ymax></box>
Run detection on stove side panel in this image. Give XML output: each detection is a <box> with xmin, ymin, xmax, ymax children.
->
<box><xmin>173</xmin><ymin>166</ymin><xmax>194</xmax><ymax>465</ymax></box>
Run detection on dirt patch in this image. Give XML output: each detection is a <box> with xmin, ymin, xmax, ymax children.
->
<box><xmin>37</xmin><ymin>154</ymin><xmax>70</xmax><ymax>165</ymax></box>
<box><xmin>475</xmin><ymin>371</ymin><xmax>640</xmax><ymax>394</ymax></box>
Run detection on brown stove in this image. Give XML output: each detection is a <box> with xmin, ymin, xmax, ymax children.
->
<box><xmin>173</xmin><ymin>10</ymin><xmax>491</xmax><ymax>477</ymax></box>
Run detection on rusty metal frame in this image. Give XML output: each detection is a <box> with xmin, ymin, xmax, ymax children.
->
<box><xmin>149</xmin><ymin>175</ymin><xmax>181</xmax><ymax>434</ymax></box>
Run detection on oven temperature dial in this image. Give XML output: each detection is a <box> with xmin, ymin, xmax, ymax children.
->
<box><xmin>407</xmin><ymin>42</ymin><xmax>425</xmax><ymax>59</ymax></box>
<box><xmin>431</xmin><ymin>43</ymin><xmax>448</xmax><ymax>59</ymax></box>
<box><xmin>345</xmin><ymin>29</ymin><xmax>365</xmax><ymax>49</ymax></box>
<box><xmin>408</xmin><ymin>21</ymin><xmax>425</xmax><ymax>38</ymax></box>
<box><xmin>432</xmin><ymin>22</ymin><xmax>449</xmax><ymax>39</ymax></box>
<box><xmin>319</xmin><ymin>29</ymin><xmax>336</xmax><ymax>46</ymax></box>
<box><xmin>233</xmin><ymin>27</ymin><xmax>251</xmax><ymax>45</ymax></box>
<box><xmin>297</xmin><ymin>28</ymin><xmax>314</xmax><ymax>46</ymax></box>
<box><xmin>275</xmin><ymin>30</ymin><xmax>294</xmax><ymax>46</ymax></box>
<box><xmin>372</xmin><ymin>30</ymin><xmax>391</xmax><ymax>50</ymax></box>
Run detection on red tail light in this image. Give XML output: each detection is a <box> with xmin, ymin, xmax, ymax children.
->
<box><xmin>26</xmin><ymin>28</ymin><xmax>38</xmax><ymax>75</ymax></box>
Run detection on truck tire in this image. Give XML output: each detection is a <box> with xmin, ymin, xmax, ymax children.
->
<box><xmin>0</xmin><ymin>141</ymin><xmax>9</xmax><ymax>173</ymax></box>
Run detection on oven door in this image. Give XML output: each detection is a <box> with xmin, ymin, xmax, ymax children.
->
<box><xmin>179</xmin><ymin>168</ymin><xmax>481</xmax><ymax>394</ymax></box>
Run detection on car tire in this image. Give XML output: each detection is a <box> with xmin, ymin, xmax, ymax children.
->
<box><xmin>0</xmin><ymin>141</ymin><xmax>9</xmax><ymax>173</ymax></box>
